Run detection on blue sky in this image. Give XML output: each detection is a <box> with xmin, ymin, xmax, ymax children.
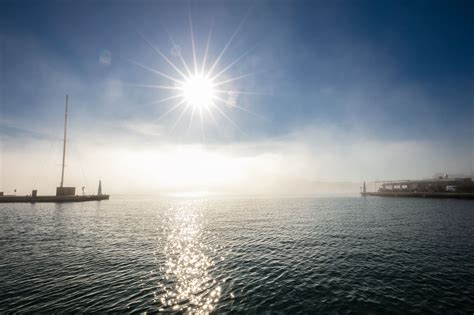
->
<box><xmin>1</xmin><ymin>0</ymin><xmax>473</xmax><ymax>194</ymax></box>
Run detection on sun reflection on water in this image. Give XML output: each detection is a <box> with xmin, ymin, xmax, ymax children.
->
<box><xmin>156</xmin><ymin>203</ymin><xmax>221</xmax><ymax>314</ymax></box>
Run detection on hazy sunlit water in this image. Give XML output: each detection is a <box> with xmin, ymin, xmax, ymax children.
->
<box><xmin>1</xmin><ymin>196</ymin><xmax>473</xmax><ymax>313</ymax></box>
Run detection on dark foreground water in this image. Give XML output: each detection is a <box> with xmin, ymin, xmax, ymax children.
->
<box><xmin>0</xmin><ymin>196</ymin><xmax>473</xmax><ymax>313</ymax></box>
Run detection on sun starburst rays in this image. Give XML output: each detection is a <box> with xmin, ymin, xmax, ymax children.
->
<box><xmin>130</xmin><ymin>16</ymin><xmax>262</xmax><ymax>137</ymax></box>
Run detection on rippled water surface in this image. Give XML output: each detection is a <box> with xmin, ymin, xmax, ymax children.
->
<box><xmin>1</xmin><ymin>196</ymin><xmax>473</xmax><ymax>313</ymax></box>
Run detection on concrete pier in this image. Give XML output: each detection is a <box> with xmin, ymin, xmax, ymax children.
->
<box><xmin>0</xmin><ymin>194</ymin><xmax>109</xmax><ymax>203</ymax></box>
<box><xmin>361</xmin><ymin>176</ymin><xmax>474</xmax><ymax>199</ymax></box>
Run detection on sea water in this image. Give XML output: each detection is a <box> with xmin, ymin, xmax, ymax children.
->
<box><xmin>1</xmin><ymin>196</ymin><xmax>473</xmax><ymax>313</ymax></box>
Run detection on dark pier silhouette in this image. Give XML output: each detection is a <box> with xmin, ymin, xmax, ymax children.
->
<box><xmin>0</xmin><ymin>95</ymin><xmax>109</xmax><ymax>203</ymax></box>
<box><xmin>361</xmin><ymin>176</ymin><xmax>474</xmax><ymax>199</ymax></box>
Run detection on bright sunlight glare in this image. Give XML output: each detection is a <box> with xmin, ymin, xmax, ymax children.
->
<box><xmin>127</xmin><ymin>14</ymin><xmax>264</xmax><ymax>135</ymax></box>
<box><xmin>180</xmin><ymin>75</ymin><xmax>216</xmax><ymax>109</ymax></box>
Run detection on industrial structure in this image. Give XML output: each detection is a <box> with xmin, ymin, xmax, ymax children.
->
<box><xmin>0</xmin><ymin>96</ymin><xmax>109</xmax><ymax>203</ymax></box>
<box><xmin>361</xmin><ymin>175</ymin><xmax>474</xmax><ymax>199</ymax></box>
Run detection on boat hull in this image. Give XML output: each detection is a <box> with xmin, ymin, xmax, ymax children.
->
<box><xmin>0</xmin><ymin>195</ymin><xmax>110</xmax><ymax>203</ymax></box>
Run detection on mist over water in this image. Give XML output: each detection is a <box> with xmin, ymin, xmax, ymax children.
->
<box><xmin>1</xmin><ymin>196</ymin><xmax>473</xmax><ymax>313</ymax></box>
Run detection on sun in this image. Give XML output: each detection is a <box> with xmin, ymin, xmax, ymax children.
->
<box><xmin>128</xmin><ymin>15</ymin><xmax>262</xmax><ymax>135</ymax></box>
<box><xmin>180</xmin><ymin>75</ymin><xmax>216</xmax><ymax>110</ymax></box>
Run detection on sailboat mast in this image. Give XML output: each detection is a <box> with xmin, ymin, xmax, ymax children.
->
<box><xmin>60</xmin><ymin>95</ymin><xmax>68</xmax><ymax>188</ymax></box>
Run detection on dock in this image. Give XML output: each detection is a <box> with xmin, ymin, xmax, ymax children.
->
<box><xmin>361</xmin><ymin>191</ymin><xmax>474</xmax><ymax>199</ymax></box>
<box><xmin>0</xmin><ymin>194</ymin><xmax>109</xmax><ymax>203</ymax></box>
<box><xmin>361</xmin><ymin>176</ymin><xmax>474</xmax><ymax>199</ymax></box>
<box><xmin>0</xmin><ymin>95</ymin><xmax>109</xmax><ymax>203</ymax></box>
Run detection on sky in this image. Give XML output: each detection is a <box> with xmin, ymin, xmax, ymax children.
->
<box><xmin>1</xmin><ymin>0</ymin><xmax>473</xmax><ymax>195</ymax></box>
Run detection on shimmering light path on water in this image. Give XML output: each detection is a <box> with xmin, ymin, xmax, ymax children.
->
<box><xmin>0</xmin><ymin>197</ymin><xmax>473</xmax><ymax>313</ymax></box>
